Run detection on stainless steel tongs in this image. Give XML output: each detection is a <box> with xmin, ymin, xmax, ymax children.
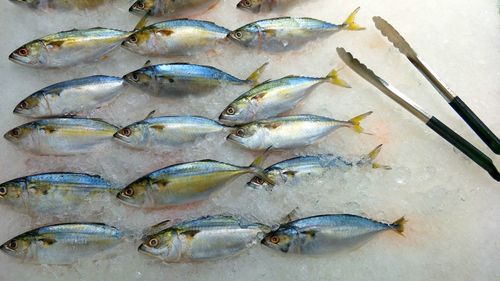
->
<box><xmin>336</xmin><ymin>17</ymin><xmax>499</xmax><ymax>181</ymax></box>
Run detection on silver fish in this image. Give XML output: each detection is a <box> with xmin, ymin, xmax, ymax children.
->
<box><xmin>129</xmin><ymin>0</ymin><xmax>220</xmax><ymax>17</ymax></box>
<box><xmin>226</xmin><ymin>112</ymin><xmax>372</xmax><ymax>150</ymax></box>
<box><xmin>4</xmin><ymin>118</ymin><xmax>118</xmax><ymax>155</ymax></box>
<box><xmin>114</xmin><ymin>114</ymin><xmax>227</xmax><ymax>150</ymax></box>
<box><xmin>10</xmin><ymin>0</ymin><xmax>110</xmax><ymax>10</ymax></box>
<box><xmin>228</xmin><ymin>7</ymin><xmax>364</xmax><ymax>51</ymax></box>
<box><xmin>9</xmin><ymin>27</ymin><xmax>132</xmax><ymax>68</ymax></box>
<box><xmin>262</xmin><ymin>214</ymin><xmax>405</xmax><ymax>255</ymax></box>
<box><xmin>219</xmin><ymin>68</ymin><xmax>349</xmax><ymax>125</ymax></box>
<box><xmin>13</xmin><ymin>75</ymin><xmax>125</xmax><ymax>117</ymax></box>
<box><xmin>139</xmin><ymin>215</ymin><xmax>270</xmax><ymax>262</ymax></box>
<box><xmin>0</xmin><ymin>172</ymin><xmax>118</xmax><ymax>214</ymax></box>
<box><xmin>247</xmin><ymin>144</ymin><xmax>390</xmax><ymax>189</ymax></box>
<box><xmin>236</xmin><ymin>0</ymin><xmax>300</xmax><ymax>13</ymax></box>
<box><xmin>0</xmin><ymin>223</ymin><xmax>124</xmax><ymax>264</ymax></box>
<box><xmin>122</xmin><ymin>61</ymin><xmax>266</xmax><ymax>96</ymax></box>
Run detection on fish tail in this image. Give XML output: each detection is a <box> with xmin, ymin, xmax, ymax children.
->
<box><xmin>248</xmin><ymin>148</ymin><xmax>275</xmax><ymax>185</ymax></box>
<box><xmin>325</xmin><ymin>68</ymin><xmax>351</xmax><ymax>88</ymax></box>
<box><xmin>246</xmin><ymin>62</ymin><xmax>269</xmax><ymax>86</ymax></box>
<box><xmin>342</xmin><ymin>7</ymin><xmax>365</xmax><ymax>31</ymax></box>
<box><xmin>348</xmin><ymin>111</ymin><xmax>373</xmax><ymax>133</ymax></box>
<box><xmin>133</xmin><ymin>12</ymin><xmax>149</xmax><ymax>31</ymax></box>
<box><xmin>363</xmin><ymin>144</ymin><xmax>392</xmax><ymax>170</ymax></box>
<box><xmin>389</xmin><ymin>216</ymin><xmax>407</xmax><ymax>235</ymax></box>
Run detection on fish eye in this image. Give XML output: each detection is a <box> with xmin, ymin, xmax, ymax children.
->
<box><xmin>136</xmin><ymin>2</ymin><xmax>145</xmax><ymax>9</ymax></box>
<box><xmin>129</xmin><ymin>35</ymin><xmax>138</xmax><ymax>43</ymax></box>
<box><xmin>7</xmin><ymin>240</ymin><xmax>17</xmax><ymax>250</ymax></box>
<box><xmin>242</xmin><ymin>0</ymin><xmax>251</xmax><ymax>6</ymax></box>
<box><xmin>123</xmin><ymin>187</ymin><xmax>134</xmax><ymax>197</ymax></box>
<box><xmin>131</xmin><ymin>74</ymin><xmax>140</xmax><ymax>82</ymax></box>
<box><xmin>147</xmin><ymin>237</ymin><xmax>159</xmax><ymax>247</ymax></box>
<box><xmin>254</xmin><ymin>177</ymin><xmax>265</xmax><ymax>185</ymax></box>
<box><xmin>0</xmin><ymin>187</ymin><xmax>7</xmax><ymax>196</ymax></box>
<box><xmin>119</xmin><ymin>128</ymin><xmax>132</xmax><ymax>137</ymax></box>
<box><xmin>10</xmin><ymin>128</ymin><xmax>20</xmax><ymax>137</ymax></box>
<box><xmin>16</xmin><ymin>47</ymin><xmax>29</xmax><ymax>57</ymax></box>
<box><xmin>234</xmin><ymin>31</ymin><xmax>243</xmax><ymax>39</ymax></box>
<box><xmin>269</xmin><ymin>235</ymin><xmax>280</xmax><ymax>244</ymax></box>
<box><xmin>19</xmin><ymin>101</ymin><xmax>28</xmax><ymax>109</ymax></box>
<box><xmin>225</xmin><ymin>107</ymin><xmax>235</xmax><ymax>115</ymax></box>
<box><xmin>236</xmin><ymin>129</ymin><xmax>245</xmax><ymax>137</ymax></box>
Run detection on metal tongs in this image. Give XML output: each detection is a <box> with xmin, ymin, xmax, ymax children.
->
<box><xmin>336</xmin><ymin>17</ymin><xmax>499</xmax><ymax>181</ymax></box>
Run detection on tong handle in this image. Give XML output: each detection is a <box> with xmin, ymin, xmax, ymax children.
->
<box><xmin>427</xmin><ymin>116</ymin><xmax>500</xmax><ymax>181</ymax></box>
<box><xmin>449</xmin><ymin>96</ymin><xmax>500</xmax><ymax>154</ymax></box>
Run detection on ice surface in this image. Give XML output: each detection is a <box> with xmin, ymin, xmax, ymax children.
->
<box><xmin>0</xmin><ymin>0</ymin><xmax>499</xmax><ymax>280</ymax></box>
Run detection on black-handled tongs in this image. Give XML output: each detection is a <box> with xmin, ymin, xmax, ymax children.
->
<box><xmin>372</xmin><ymin>16</ymin><xmax>500</xmax><ymax>155</ymax></box>
<box><xmin>336</xmin><ymin>46</ymin><xmax>499</xmax><ymax>181</ymax></box>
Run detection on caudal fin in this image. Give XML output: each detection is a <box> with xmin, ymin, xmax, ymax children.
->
<box><xmin>365</xmin><ymin>144</ymin><xmax>391</xmax><ymax>170</ymax></box>
<box><xmin>248</xmin><ymin>148</ymin><xmax>275</xmax><ymax>185</ymax></box>
<box><xmin>390</xmin><ymin>216</ymin><xmax>407</xmax><ymax>235</ymax></box>
<box><xmin>133</xmin><ymin>12</ymin><xmax>149</xmax><ymax>31</ymax></box>
<box><xmin>246</xmin><ymin>62</ymin><xmax>269</xmax><ymax>86</ymax></box>
<box><xmin>325</xmin><ymin>68</ymin><xmax>351</xmax><ymax>88</ymax></box>
<box><xmin>348</xmin><ymin>111</ymin><xmax>373</xmax><ymax>133</ymax></box>
<box><xmin>342</xmin><ymin>7</ymin><xmax>365</xmax><ymax>31</ymax></box>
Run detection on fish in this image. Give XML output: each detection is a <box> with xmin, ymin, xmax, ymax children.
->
<box><xmin>9</xmin><ymin>0</ymin><xmax>110</xmax><ymax>10</ymax></box>
<box><xmin>236</xmin><ymin>0</ymin><xmax>299</xmax><ymax>13</ymax></box>
<box><xmin>219</xmin><ymin>68</ymin><xmax>350</xmax><ymax>125</ymax></box>
<box><xmin>13</xmin><ymin>75</ymin><xmax>126</xmax><ymax>118</ymax></box>
<box><xmin>4</xmin><ymin>118</ymin><xmax>118</xmax><ymax>155</ymax></box>
<box><xmin>9</xmin><ymin>27</ymin><xmax>133</xmax><ymax>68</ymax></box>
<box><xmin>139</xmin><ymin>215</ymin><xmax>270</xmax><ymax>262</ymax></box>
<box><xmin>228</xmin><ymin>7</ymin><xmax>364</xmax><ymax>51</ymax></box>
<box><xmin>247</xmin><ymin>144</ymin><xmax>391</xmax><ymax>189</ymax></box>
<box><xmin>116</xmin><ymin>152</ymin><xmax>273</xmax><ymax>208</ymax></box>
<box><xmin>226</xmin><ymin>112</ymin><xmax>372</xmax><ymax>150</ymax></box>
<box><xmin>262</xmin><ymin>214</ymin><xmax>406</xmax><ymax>255</ymax></box>
<box><xmin>0</xmin><ymin>172</ymin><xmax>118</xmax><ymax>214</ymax></box>
<box><xmin>0</xmin><ymin>223</ymin><xmax>124</xmax><ymax>264</ymax></box>
<box><xmin>123</xmin><ymin>61</ymin><xmax>267</xmax><ymax>96</ymax></box>
<box><xmin>129</xmin><ymin>0</ymin><xmax>220</xmax><ymax>17</ymax></box>
<box><xmin>122</xmin><ymin>19</ymin><xmax>230</xmax><ymax>57</ymax></box>
<box><xmin>114</xmin><ymin>113</ymin><xmax>228</xmax><ymax>150</ymax></box>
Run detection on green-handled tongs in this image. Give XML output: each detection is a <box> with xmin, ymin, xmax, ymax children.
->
<box><xmin>336</xmin><ymin>18</ymin><xmax>499</xmax><ymax>181</ymax></box>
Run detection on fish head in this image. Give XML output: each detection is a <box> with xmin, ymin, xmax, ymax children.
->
<box><xmin>226</xmin><ymin>124</ymin><xmax>265</xmax><ymax>149</ymax></box>
<box><xmin>261</xmin><ymin>227</ymin><xmax>298</xmax><ymax>253</ymax></box>
<box><xmin>138</xmin><ymin>229</ymin><xmax>179</xmax><ymax>260</ymax></box>
<box><xmin>117</xmin><ymin>177</ymin><xmax>151</xmax><ymax>207</ymax></box>
<box><xmin>121</xmin><ymin>30</ymin><xmax>150</xmax><ymax>52</ymax></box>
<box><xmin>219</xmin><ymin>99</ymin><xmax>256</xmax><ymax>125</ymax></box>
<box><xmin>129</xmin><ymin>0</ymin><xmax>155</xmax><ymax>15</ymax></box>
<box><xmin>13</xmin><ymin>93</ymin><xmax>48</xmax><ymax>117</ymax></box>
<box><xmin>247</xmin><ymin>170</ymin><xmax>276</xmax><ymax>190</ymax></box>
<box><xmin>0</xmin><ymin>179</ymin><xmax>24</xmax><ymax>208</ymax></box>
<box><xmin>9</xmin><ymin>40</ymin><xmax>45</xmax><ymax>67</ymax></box>
<box><xmin>123</xmin><ymin>68</ymin><xmax>154</xmax><ymax>90</ymax></box>
<box><xmin>113</xmin><ymin>122</ymin><xmax>148</xmax><ymax>149</ymax></box>
<box><xmin>227</xmin><ymin>25</ymin><xmax>259</xmax><ymax>47</ymax></box>
<box><xmin>236</xmin><ymin>0</ymin><xmax>262</xmax><ymax>12</ymax></box>
<box><xmin>0</xmin><ymin>234</ymin><xmax>34</xmax><ymax>261</ymax></box>
<box><xmin>4</xmin><ymin>124</ymin><xmax>35</xmax><ymax>146</ymax></box>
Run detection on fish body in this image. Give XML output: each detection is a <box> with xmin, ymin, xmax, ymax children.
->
<box><xmin>139</xmin><ymin>215</ymin><xmax>270</xmax><ymax>262</ymax></box>
<box><xmin>219</xmin><ymin>69</ymin><xmax>348</xmax><ymax>125</ymax></box>
<box><xmin>114</xmin><ymin>116</ymin><xmax>226</xmax><ymax>149</ymax></box>
<box><xmin>122</xmin><ymin>19</ymin><xmax>229</xmax><ymax>57</ymax></box>
<box><xmin>248</xmin><ymin>145</ymin><xmax>387</xmax><ymax>189</ymax></box>
<box><xmin>117</xmin><ymin>155</ymin><xmax>269</xmax><ymax>208</ymax></box>
<box><xmin>0</xmin><ymin>172</ymin><xmax>117</xmax><ymax>214</ymax></box>
<box><xmin>129</xmin><ymin>0</ymin><xmax>219</xmax><ymax>17</ymax></box>
<box><xmin>228</xmin><ymin>8</ymin><xmax>363</xmax><ymax>51</ymax></box>
<box><xmin>10</xmin><ymin>0</ymin><xmax>109</xmax><ymax>10</ymax></box>
<box><xmin>14</xmin><ymin>75</ymin><xmax>125</xmax><ymax>117</ymax></box>
<box><xmin>4</xmin><ymin>118</ymin><xmax>118</xmax><ymax>155</ymax></box>
<box><xmin>9</xmin><ymin>28</ymin><xmax>131</xmax><ymax>68</ymax></box>
<box><xmin>227</xmin><ymin>112</ymin><xmax>371</xmax><ymax>150</ymax></box>
<box><xmin>262</xmin><ymin>214</ymin><xmax>405</xmax><ymax>255</ymax></box>
<box><xmin>0</xmin><ymin>223</ymin><xmax>123</xmax><ymax>264</ymax></box>
<box><xmin>123</xmin><ymin>62</ymin><xmax>263</xmax><ymax>96</ymax></box>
